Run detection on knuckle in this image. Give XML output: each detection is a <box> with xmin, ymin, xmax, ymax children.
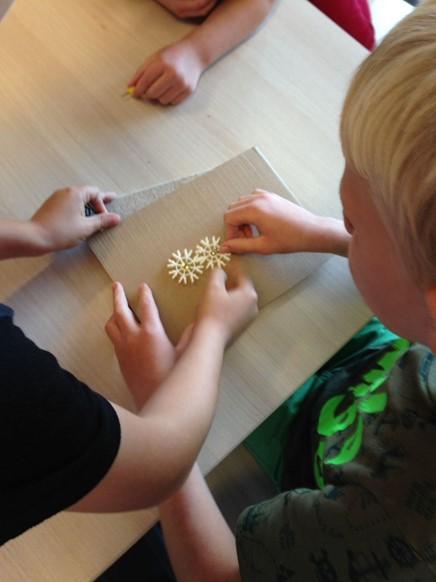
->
<box><xmin>105</xmin><ymin>321</ymin><xmax>115</xmax><ymax>337</ymax></box>
<box><xmin>114</xmin><ymin>310</ymin><xmax>124</xmax><ymax>324</ymax></box>
<box><xmin>141</xmin><ymin>322</ymin><xmax>158</xmax><ymax>336</ymax></box>
<box><xmin>60</xmin><ymin>187</ymin><xmax>75</xmax><ymax>199</ymax></box>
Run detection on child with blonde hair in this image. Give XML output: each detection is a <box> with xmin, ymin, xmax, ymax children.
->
<box><xmin>156</xmin><ymin>2</ymin><xmax>436</xmax><ymax>579</ymax></box>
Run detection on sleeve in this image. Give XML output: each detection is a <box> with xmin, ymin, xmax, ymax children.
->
<box><xmin>310</xmin><ymin>0</ymin><xmax>375</xmax><ymax>51</ymax></box>
<box><xmin>0</xmin><ymin>307</ymin><xmax>121</xmax><ymax>545</ymax></box>
<box><xmin>235</xmin><ymin>484</ymin><xmax>419</xmax><ymax>581</ymax></box>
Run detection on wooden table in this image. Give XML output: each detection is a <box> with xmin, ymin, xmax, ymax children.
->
<box><xmin>0</xmin><ymin>0</ymin><xmax>371</xmax><ymax>579</ymax></box>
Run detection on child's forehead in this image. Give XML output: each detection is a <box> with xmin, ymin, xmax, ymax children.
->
<box><xmin>0</xmin><ymin>0</ymin><xmax>14</xmax><ymax>21</ymax></box>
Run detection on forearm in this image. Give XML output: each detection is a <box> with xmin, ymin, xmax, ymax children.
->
<box><xmin>0</xmin><ymin>219</ymin><xmax>47</xmax><ymax>259</ymax></box>
<box><xmin>160</xmin><ymin>464</ymin><xmax>240</xmax><ymax>582</ymax></box>
<box><xmin>187</xmin><ymin>0</ymin><xmax>275</xmax><ymax>69</ymax></box>
<box><xmin>139</xmin><ymin>321</ymin><xmax>226</xmax><ymax>472</ymax></box>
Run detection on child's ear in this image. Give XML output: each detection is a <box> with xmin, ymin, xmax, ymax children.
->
<box><xmin>426</xmin><ymin>285</ymin><xmax>436</xmax><ymax>353</ymax></box>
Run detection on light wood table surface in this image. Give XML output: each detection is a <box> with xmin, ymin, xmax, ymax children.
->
<box><xmin>0</xmin><ymin>0</ymin><xmax>371</xmax><ymax>579</ymax></box>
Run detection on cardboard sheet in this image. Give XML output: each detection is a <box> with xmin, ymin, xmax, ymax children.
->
<box><xmin>90</xmin><ymin>148</ymin><xmax>327</xmax><ymax>342</ymax></box>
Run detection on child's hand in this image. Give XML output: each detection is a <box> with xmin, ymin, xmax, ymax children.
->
<box><xmin>222</xmin><ymin>189</ymin><xmax>328</xmax><ymax>255</ymax></box>
<box><xmin>128</xmin><ymin>40</ymin><xmax>204</xmax><ymax>105</ymax></box>
<box><xmin>196</xmin><ymin>267</ymin><xmax>258</xmax><ymax>345</ymax></box>
<box><xmin>106</xmin><ymin>282</ymin><xmax>177</xmax><ymax>404</ymax></box>
<box><xmin>156</xmin><ymin>0</ymin><xmax>218</xmax><ymax>19</ymax></box>
<box><xmin>31</xmin><ymin>186</ymin><xmax>120</xmax><ymax>253</ymax></box>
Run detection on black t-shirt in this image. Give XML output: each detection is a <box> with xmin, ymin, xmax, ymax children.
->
<box><xmin>0</xmin><ymin>304</ymin><xmax>121</xmax><ymax>546</ymax></box>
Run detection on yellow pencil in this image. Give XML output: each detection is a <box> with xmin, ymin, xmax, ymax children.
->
<box><xmin>122</xmin><ymin>86</ymin><xmax>135</xmax><ymax>98</ymax></box>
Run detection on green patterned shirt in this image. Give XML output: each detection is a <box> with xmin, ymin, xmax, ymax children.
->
<box><xmin>236</xmin><ymin>345</ymin><xmax>436</xmax><ymax>581</ymax></box>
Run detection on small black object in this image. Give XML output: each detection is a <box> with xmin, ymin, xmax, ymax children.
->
<box><xmin>84</xmin><ymin>203</ymin><xmax>96</xmax><ymax>217</ymax></box>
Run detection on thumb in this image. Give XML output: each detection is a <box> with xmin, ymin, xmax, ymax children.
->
<box><xmin>221</xmin><ymin>236</ymin><xmax>265</xmax><ymax>255</ymax></box>
<box><xmin>87</xmin><ymin>212</ymin><xmax>121</xmax><ymax>236</ymax></box>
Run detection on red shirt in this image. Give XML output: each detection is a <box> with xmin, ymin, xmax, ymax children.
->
<box><xmin>311</xmin><ymin>0</ymin><xmax>375</xmax><ymax>50</ymax></box>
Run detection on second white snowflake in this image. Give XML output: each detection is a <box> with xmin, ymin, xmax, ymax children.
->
<box><xmin>195</xmin><ymin>236</ymin><xmax>231</xmax><ymax>270</ymax></box>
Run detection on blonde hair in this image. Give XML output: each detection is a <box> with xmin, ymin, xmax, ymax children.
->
<box><xmin>341</xmin><ymin>1</ymin><xmax>436</xmax><ymax>287</ymax></box>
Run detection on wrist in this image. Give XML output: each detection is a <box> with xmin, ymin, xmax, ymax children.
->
<box><xmin>193</xmin><ymin>317</ymin><xmax>229</xmax><ymax>348</ymax></box>
<box><xmin>17</xmin><ymin>219</ymin><xmax>53</xmax><ymax>256</ymax></box>
<box><xmin>183</xmin><ymin>30</ymin><xmax>213</xmax><ymax>70</ymax></box>
<box><xmin>299</xmin><ymin>215</ymin><xmax>349</xmax><ymax>256</ymax></box>
<box><xmin>317</xmin><ymin>217</ymin><xmax>350</xmax><ymax>256</ymax></box>
<box><xmin>28</xmin><ymin>219</ymin><xmax>55</xmax><ymax>254</ymax></box>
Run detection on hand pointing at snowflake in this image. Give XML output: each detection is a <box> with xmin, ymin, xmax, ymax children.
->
<box><xmin>196</xmin><ymin>267</ymin><xmax>258</xmax><ymax>345</ymax></box>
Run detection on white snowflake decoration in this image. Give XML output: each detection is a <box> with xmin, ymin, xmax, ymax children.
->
<box><xmin>167</xmin><ymin>248</ymin><xmax>204</xmax><ymax>285</ymax></box>
<box><xmin>195</xmin><ymin>236</ymin><xmax>231</xmax><ymax>270</ymax></box>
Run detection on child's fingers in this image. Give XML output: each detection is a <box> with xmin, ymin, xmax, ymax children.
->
<box><xmin>206</xmin><ymin>268</ymin><xmax>227</xmax><ymax>291</ymax></box>
<box><xmin>159</xmin><ymin>84</ymin><xmax>185</xmax><ymax>106</ymax></box>
<box><xmin>227</xmin><ymin>199</ymin><xmax>250</xmax><ymax>210</ymax></box>
<box><xmin>128</xmin><ymin>56</ymin><xmax>158</xmax><ymax>88</ymax></box>
<box><xmin>227</xmin><ymin>267</ymin><xmax>257</xmax><ymax>297</ymax></box>
<box><xmin>134</xmin><ymin>62</ymin><xmax>164</xmax><ymax>97</ymax></box>
<box><xmin>105</xmin><ymin>317</ymin><xmax>121</xmax><ymax>344</ymax></box>
<box><xmin>128</xmin><ymin>65</ymin><xmax>146</xmax><ymax>88</ymax></box>
<box><xmin>221</xmin><ymin>235</ymin><xmax>265</xmax><ymax>255</ymax></box>
<box><xmin>137</xmin><ymin>283</ymin><xmax>162</xmax><ymax>330</ymax></box>
<box><xmin>224</xmin><ymin>223</ymin><xmax>242</xmax><ymax>242</ymax></box>
<box><xmin>224</xmin><ymin>223</ymin><xmax>254</xmax><ymax>244</ymax></box>
<box><xmin>224</xmin><ymin>204</ymin><xmax>258</xmax><ymax>228</ymax></box>
<box><xmin>228</xmin><ymin>197</ymin><xmax>257</xmax><ymax>211</ymax></box>
<box><xmin>102</xmin><ymin>191</ymin><xmax>118</xmax><ymax>204</ymax></box>
<box><xmin>87</xmin><ymin>190</ymin><xmax>116</xmax><ymax>214</ymax></box>
<box><xmin>179</xmin><ymin>0</ymin><xmax>216</xmax><ymax>18</ymax></box>
<box><xmin>146</xmin><ymin>73</ymin><xmax>175</xmax><ymax>100</ymax></box>
<box><xmin>171</xmin><ymin>89</ymin><xmax>191</xmax><ymax>105</ymax></box>
<box><xmin>112</xmin><ymin>282</ymin><xmax>137</xmax><ymax>331</ymax></box>
<box><xmin>86</xmin><ymin>212</ymin><xmax>121</xmax><ymax>236</ymax></box>
<box><xmin>79</xmin><ymin>185</ymin><xmax>101</xmax><ymax>205</ymax></box>
<box><xmin>227</xmin><ymin>191</ymin><xmax>267</xmax><ymax>211</ymax></box>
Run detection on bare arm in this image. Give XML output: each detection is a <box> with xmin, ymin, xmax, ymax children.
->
<box><xmin>129</xmin><ymin>0</ymin><xmax>275</xmax><ymax>105</ymax></box>
<box><xmin>0</xmin><ymin>219</ymin><xmax>48</xmax><ymax>259</ymax></box>
<box><xmin>187</xmin><ymin>0</ymin><xmax>276</xmax><ymax>69</ymax></box>
<box><xmin>71</xmin><ymin>270</ymin><xmax>258</xmax><ymax>511</ymax></box>
<box><xmin>160</xmin><ymin>464</ymin><xmax>241</xmax><ymax>582</ymax></box>
<box><xmin>73</xmin><ymin>321</ymin><xmax>227</xmax><ymax>511</ymax></box>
